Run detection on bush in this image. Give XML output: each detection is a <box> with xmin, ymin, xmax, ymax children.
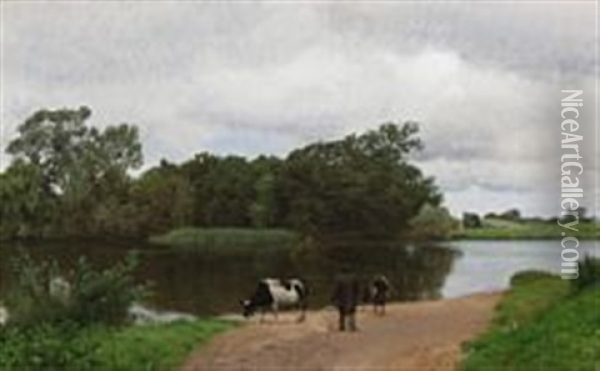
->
<box><xmin>509</xmin><ymin>270</ymin><xmax>556</xmax><ymax>287</ymax></box>
<box><xmin>572</xmin><ymin>255</ymin><xmax>600</xmax><ymax>292</ymax></box>
<box><xmin>0</xmin><ymin>320</ymin><xmax>234</xmax><ymax>371</ymax></box>
<box><xmin>4</xmin><ymin>251</ymin><xmax>147</xmax><ymax>327</ymax></box>
<box><xmin>0</xmin><ymin>322</ymin><xmax>102</xmax><ymax>371</ymax></box>
<box><xmin>409</xmin><ymin>204</ymin><xmax>459</xmax><ymax>241</ymax></box>
<box><xmin>462</xmin><ymin>212</ymin><xmax>482</xmax><ymax>228</ymax></box>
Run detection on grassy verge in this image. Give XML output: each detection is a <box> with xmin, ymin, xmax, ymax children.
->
<box><xmin>455</xmin><ymin>220</ymin><xmax>599</xmax><ymax>240</ymax></box>
<box><xmin>461</xmin><ymin>271</ymin><xmax>600</xmax><ymax>370</ymax></box>
<box><xmin>149</xmin><ymin>227</ymin><xmax>300</xmax><ymax>252</ymax></box>
<box><xmin>0</xmin><ymin>319</ymin><xmax>234</xmax><ymax>371</ymax></box>
<box><xmin>92</xmin><ymin>319</ymin><xmax>234</xmax><ymax>371</ymax></box>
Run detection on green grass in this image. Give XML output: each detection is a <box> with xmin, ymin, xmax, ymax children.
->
<box><xmin>92</xmin><ymin>319</ymin><xmax>234</xmax><ymax>371</ymax></box>
<box><xmin>0</xmin><ymin>319</ymin><xmax>234</xmax><ymax>371</ymax></box>
<box><xmin>149</xmin><ymin>227</ymin><xmax>300</xmax><ymax>252</ymax></box>
<box><xmin>461</xmin><ymin>271</ymin><xmax>600</xmax><ymax>371</ymax></box>
<box><xmin>456</xmin><ymin>219</ymin><xmax>599</xmax><ymax>240</ymax></box>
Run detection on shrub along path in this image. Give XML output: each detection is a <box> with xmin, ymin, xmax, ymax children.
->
<box><xmin>182</xmin><ymin>292</ymin><xmax>501</xmax><ymax>371</ymax></box>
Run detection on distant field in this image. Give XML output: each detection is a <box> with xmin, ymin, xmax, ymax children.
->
<box><xmin>149</xmin><ymin>227</ymin><xmax>300</xmax><ymax>252</ymax></box>
<box><xmin>455</xmin><ymin>219</ymin><xmax>599</xmax><ymax>240</ymax></box>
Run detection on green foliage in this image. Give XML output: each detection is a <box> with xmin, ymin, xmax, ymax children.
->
<box><xmin>496</xmin><ymin>272</ymin><xmax>570</xmax><ymax>327</ymax></box>
<box><xmin>250</xmin><ymin>173</ymin><xmax>278</xmax><ymax>228</ymax></box>
<box><xmin>0</xmin><ymin>319</ymin><xmax>233</xmax><ymax>371</ymax></box>
<box><xmin>181</xmin><ymin>153</ymin><xmax>258</xmax><ymax>227</ymax></box>
<box><xmin>2</xmin><ymin>109</ymin><xmax>441</xmax><ymax>241</ymax></box>
<box><xmin>0</xmin><ymin>322</ymin><xmax>102</xmax><ymax>371</ymax></box>
<box><xmin>0</xmin><ymin>250</ymin><xmax>231</xmax><ymax>371</ymax></box>
<box><xmin>150</xmin><ymin>227</ymin><xmax>299</xmax><ymax>253</ymax></box>
<box><xmin>457</xmin><ymin>219</ymin><xmax>599</xmax><ymax>240</ymax></box>
<box><xmin>0</xmin><ymin>160</ymin><xmax>56</xmax><ymax>239</ymax></box>
<box><xmin>3</xmin><ymin>106</ymin><xmax>143</xmax><ymax>238</ymax></box>
<box><xmin>462</xmin><ymin>212</ymin><xmax>482</xmax><ymax>229</ymax></box>
<box><xmin>68</xmin><ymin>254</ymin><xmax>147</xmax><ymax>326</ymax></box>
<box><xmin>4</xmin><ymin>252</ymin><xmax>146</xmax><ymax>327</ymax></box>
<box><xmin>91</xmin><ymin>319</ymin><xmax>233</xmax><ymax>371</ymax></box>
<box><xmin>130</xmin><ymin>161</ymin><xmax>194</xmax><ymax>234</ymax></box>
<box><xmin>572</xmin><ymin>255</ymin><xmax>600</xmax><ymax>292</ymax></box>
<box><xmin>497</xmin><ymin>208</ymin><xmax>521</xmax><ymax>221</ymax></box>
<box><xmin>409</xmin><ymin>204</ymin><xmax>459</xmax><ymax>241</ymax></box>
<box><xmin>280</xmin><ymin>122</ymin><xmax>441</xmax><ymax>237</ymax></box>
<box><xmin>509</xmin><ymin>270</ymin><xmax>556</xmax><ymax>287</ymax></box>
<box><xmin>462</xmin><ymin>272</ymin><xmax>599</xmax><ymax>371</ymax></box>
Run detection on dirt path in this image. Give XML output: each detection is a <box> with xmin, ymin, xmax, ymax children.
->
<box><xmin>182</xmin><ymin>292</ymin><xmax>501</xmax><ymax>371</ymax></box>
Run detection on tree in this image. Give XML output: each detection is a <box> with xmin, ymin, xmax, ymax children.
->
<box><xmin>248</xmin><ymin>156</ymin><xmax>284</xmax><ymax>228</ymax></box>
<box><xmin>409</xmin><ymin>204</ymin><xmax>459</xmax><ymax>241</ymax></box>
<box><xmin>0</xmin><ymin>160</ymin><xmax>56</xmax><ymax>239</ymax></box>
<box><xmin>5</xmin><ymin>107</ymin><xmax>143</xmax><ymax>236</ymax></box>
<box><xmin>462</xmin><ymin>212</ymin><xmax>482</xmax><ymax>228</ymax></box>
<box><xmin>498</xmin><ymin>208</ymin><xmax>521</xmax><ymax>221</ymax></box>
<box><xmin>181</xmin><ymin>153</ymin><xmax>255</xmax><ymax>227</ymax></box>
<box><xmin>130</xmin><ymin>160</ymin><xmax>194</xmax><ymax>234</ymax></box>
<box><xmin>280</xmin><ymin>122</ymin><xmax>441</xmax><ymax>238</ymax></box>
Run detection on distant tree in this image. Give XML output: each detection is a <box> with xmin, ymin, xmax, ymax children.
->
<box><xmin>463</xmin><ymin>212</ymin><xmax>482</xmax><ymax>229</ymax></box>
<box><xmin>498</xmin><ymin>208</ymin><xmax>521</xmax><ymax>221</ymax></box>
<box><xmin>483</xmin><ymin>212</ymin><xmax>498</xmax><ymax>220</ymax></box>
<box><xmin>409</xmin><ymin>204</ymin><xmax>459</xmax><ymax>240</ymax></box>
<box><xmin>575</xmin><ymin>206</ymin><xmax>593</xmax><ymax>222</ymax></box>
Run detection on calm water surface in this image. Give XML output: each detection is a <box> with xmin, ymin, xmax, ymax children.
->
<box><xmin>0</xmin><ymin>240</ymin><xmax>597</xmax><ymax>316</ymax></box>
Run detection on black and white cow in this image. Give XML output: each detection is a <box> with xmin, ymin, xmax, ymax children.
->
<box><xmin>240</xmin><ymin>278</ymin><xmax>308</xmax><ymax>322</ymax></box>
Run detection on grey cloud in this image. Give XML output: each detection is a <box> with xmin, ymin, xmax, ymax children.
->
<box><xmin>1</xmin><ymin>1</ymin><xmax>597</xmax><ymax>216</ymax></box>
<box><xmin>324</xmin><ymin>3</ymin><xmax>597</xmax><ymax>80</ymax></box>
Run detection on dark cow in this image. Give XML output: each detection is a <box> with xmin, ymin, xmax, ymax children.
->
<box><xmin>240</xmin><ymin>278</ymin><xmax>308</xmax><ymax>322</ymax></box>
<box><xmin>365</xmin><ymin>275</ymin><xmax>391</xmax><ymax>315</ymax></box>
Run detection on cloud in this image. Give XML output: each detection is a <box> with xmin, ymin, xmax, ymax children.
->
<box><xmin>1</xmin><ymin>1</ymin><xmax>597</xmax><ymax>216</ymax></box>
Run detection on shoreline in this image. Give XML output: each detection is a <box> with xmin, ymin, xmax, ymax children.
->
<box><xmin>183</xmin><ymin>292</ymin><xmax>503</xmax><ymax>370</ymax></box>
<box><xmin>216</xmin><ymin>290</ymin><xmax>506</xmax><ymax>322</ymax></box>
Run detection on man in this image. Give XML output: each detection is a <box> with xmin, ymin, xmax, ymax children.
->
<box><xmin>331</xmin><ymin>267</ymin><xmax>360</xmax><ymax>332</ymax></box>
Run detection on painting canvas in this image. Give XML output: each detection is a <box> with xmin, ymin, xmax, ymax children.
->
<box><xmin>0</xmin><ymin>1</ymin><xmax>598</xmax><ymax>370</ymax></box>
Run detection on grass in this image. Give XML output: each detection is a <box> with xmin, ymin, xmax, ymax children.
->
<box><xmin>92</xmin><ymin>319</ymin><xmax>234</xmax><ymax>371</ymax></box>
<box><xmin>455</xmin><ymin>219</ymin><xmax>599</xmax><ymax>240</ymax></box>
<box><xmin>149</xmin><ymin>227</ymin><xmax>300</xmax><ymax>252</ymax></box>
<box><xmin>461</xmin><ymin>271</ymin><xmax>600</xmax><ymax>371</ymax></box>
<box><xmin>0</xmin><ymin>319</ymin><xmax>234</xmax><ymax>371</ymax></box>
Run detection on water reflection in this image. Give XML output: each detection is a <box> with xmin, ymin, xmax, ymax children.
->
<box><xmin>0</xmin><ymin>241</ymin><xmax>460</xmax><ymax>316</ymax></box>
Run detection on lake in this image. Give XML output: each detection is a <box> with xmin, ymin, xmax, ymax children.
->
<box><xmin>0</xmin><ymin>240</ymin><xmax>598</xmax><ymax>316</ymax></box>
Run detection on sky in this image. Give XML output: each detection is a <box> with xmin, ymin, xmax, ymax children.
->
<box><xmin>1</xmin><ymin>1</ymin><xmax>598</xmax><ymax>217</ymax></box>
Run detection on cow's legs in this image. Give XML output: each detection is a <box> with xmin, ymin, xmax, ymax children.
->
<box><xmin>297</xmin><ymin>299</ymin><xmax>307</xmax><ymax>322</ymax></box>
<box><xmin>259</xmin><ymin>308</ymin><xmax>266</xmax><ymax>323</ymax></box>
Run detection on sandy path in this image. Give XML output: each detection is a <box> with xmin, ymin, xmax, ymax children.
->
<box><xmin>182</xmin><ymin>292</ymin><xmax>501</xmax><ymax>371</ymax></box>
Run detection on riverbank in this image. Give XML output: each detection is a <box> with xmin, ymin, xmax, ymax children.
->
<box><xmin>149</xmin><ymin>227</ymin><xmax>299</xmax><ymax>252</ymax></box>
<box><xmin>461</xmin><ymin>271</ymin><xmax>600</xmax><ymax>370</ymax></box>
<box><xmin>0</xmin><ymin>319</ymin><xmax>234</xmax><ymax>371</ymax></box>
<box><xmin>455</xmin><ymin>220</ymin><xmax>599</xmax><ymax>240</ymax></box>
<box><xmin>182</xmin><ymin>292</ymin><xmax>501</xmax><ymax>370</ymax></box>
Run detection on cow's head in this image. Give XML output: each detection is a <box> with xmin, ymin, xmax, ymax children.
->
<box><xmin>239</xmin><ymin>299</ymin><xmax>255</xmax><ymax>318</ymax></box>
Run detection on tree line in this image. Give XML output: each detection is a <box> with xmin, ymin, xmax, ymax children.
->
<box><xmin>0</xmin><ymin>107</ymin><xmax>451</xmax><ymax>241</ymax></box>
